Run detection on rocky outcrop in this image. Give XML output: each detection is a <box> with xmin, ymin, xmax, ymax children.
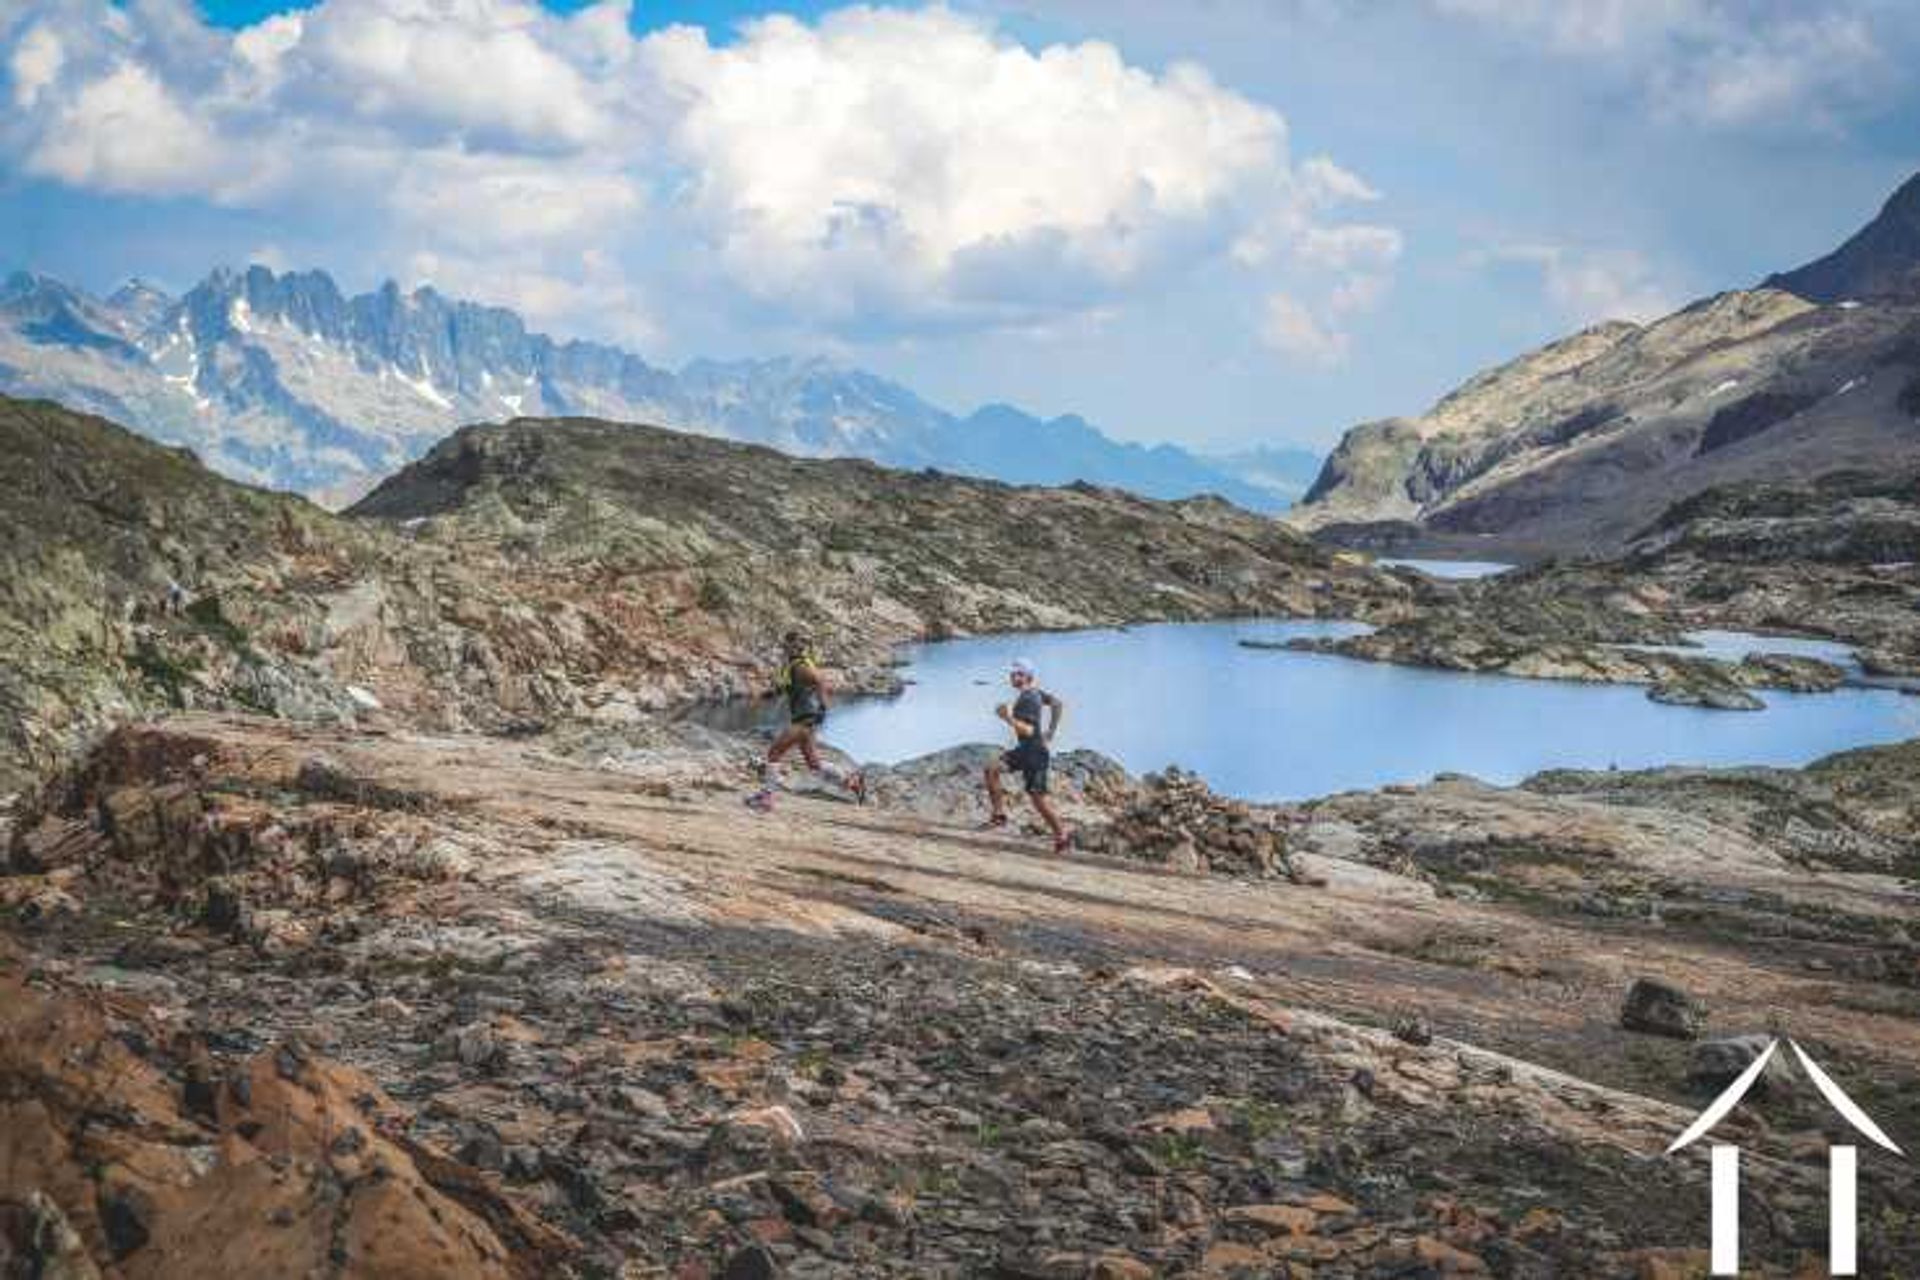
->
<box><xmin>1620</xmin><ymin>978</ymin><xmax>1707</xmax><ymax>1039</ymax></box>
<box><xmin>9</xmin><ymin>712</ymin><xmax>1919</xmax><ymax>1275</ymax></box>
<box><xmin>0</xmin><ymin>396</ymin><xmax>1408</xmax><ymax>792</ymax></box>
<box><xmin>1293</xmin><ymin>172</ymin><xmax>1920</xmax><ymax>557</ymax></box>
<box><xmin>1280</xmin><ymin>612</ymin><xmax>1846</xmax><ymax>709</ymax></box>
<box><xmin>1074</xmin><ymin>768</ymin><xmax>1297</xmax><ymax>877</ymax></box>
<box><xmin>1766</xmin><ymin>171</ymin><xmax>1920</xmax><ymax>303</ymax></box>
<box><xmin>0</xmin><ymin>936</ymin><xmax>568</xmax><ymax>1278</ymax></box>
<box><xmin>859</xmin><ymin>744</ymin><xmax>1134</xmax><ymax>827</ymax></box>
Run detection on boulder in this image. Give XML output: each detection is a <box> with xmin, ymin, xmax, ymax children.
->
<box><xmin>1689</xmin><ymin>1035</ymin><xmax>1787</xmax><ymax>1092</ymax></box>
<box><xmin>1621</xmin><ymin>978</ymin><xmax>1707</xmax><ymax>1039</ymax></box>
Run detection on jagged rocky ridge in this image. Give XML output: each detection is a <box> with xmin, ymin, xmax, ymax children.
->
<box><xmin>0</xmin><ymin>264</ymin><xmax>1295</xmax><ymax>511</ymax></box>
<box><xmin>1293</xmin><ymin>172</ymin><xmax>1920</xmax><ymax>557</ymax></box>
<box><xmin>0</xmin><ymin>394</ymin><xmax>1404</xmax><ymax>792</ymax></box>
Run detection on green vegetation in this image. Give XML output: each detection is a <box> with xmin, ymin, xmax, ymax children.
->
<box><xmin>128</xmin><ymin>635</ymin><xmax>201</xmax><ymax>707</ymax></box>
<box><xmin>186</xmin><ymin>593</ymin><xmax>251</xmax><ymax>652</ymax></box>
<box><xmin>1150</xmin><ymin>1130</ymin><xmax>1208</xmax><ymax>1170</ymax></box>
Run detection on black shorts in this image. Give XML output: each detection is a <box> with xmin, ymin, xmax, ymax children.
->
<box><xmin>1001</xmin><ymin>742</ymin><xmax>1050</xmax><ymax>795</ymax></box>
<box><xmin>790</xmin><ymin>710</ymin><xmax>826</xmax><ymax>728</ymax></box>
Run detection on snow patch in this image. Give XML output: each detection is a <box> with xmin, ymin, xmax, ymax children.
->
<box><xmin>230</xmin><ymin>298</ymin><xmax>254</xmax><ymax>333</ymax></box>
<box><xmin>501</xmin><ymin>393</ymin><xmax>524</xmax><ymax>414</ymax></box>
<box><xmin>1837</xmin><ymin>377</ymin><xmax>1862</xmax><ymax>396</ymax></box>
<box><xmin>389</xmin><ymin>365</ymin><xmax>452</xmax><ymax>409</ymax></box>
<box><xmin>1708</xmin><ymin>379</ymin><xmax>1740</xmax><ymax>396</ymax></box>
<box><xmin>346</xmin><ymin>685</ymin><xmax>382</xmax><ymax>710</ymax></box>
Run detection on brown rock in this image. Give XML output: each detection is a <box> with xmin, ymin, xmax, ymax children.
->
<box><xmin>0</xmin><ymin>940</ymin><xmax>570</xmax><ymax>1279</ymax></box>
<box><xmin>1223</xmin><ymin>1204</ymin><xmax>1318</xmax><ymax>1236</ymax></box>
<box><xmin>1413</xmin><ymin>1234</ymin><xmax>1489</xmax><ymax>1274</ymax></box>
<box><xmin>1199</xmin><ymin>1241</ymin><xmax>1268</xmax><ymax>1275</ymax></box>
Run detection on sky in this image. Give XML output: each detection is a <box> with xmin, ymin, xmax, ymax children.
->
<box><xmin>2</xmin><ymin>1</ymin><xmax>1916</xmax><ymax>452</ymax></box>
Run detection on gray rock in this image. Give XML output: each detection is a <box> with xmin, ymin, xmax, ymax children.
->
<box><xmin>723</xmin><ymin>1243</ymin><xmax>782</xmax><ymax>1280</ymax></box>
<box><xmin>96</xmin><ymin>1184</ymin><xmax>154</xmax><ymax>1260</ymax></box>
<box><xmin>1621</xmin><ymin>978</ymin><xmax>1707</xmax><ymax>1039</ymax></box>
<box><xmin>1647</xmin><ymin>679</ymin><xmax>1764</xmax><ymax>712</ymax></box>
<box><xmin>1689</xmin><ymin>1034</ymin><xmax>1787</xmax><ymax>1092</ymax></box>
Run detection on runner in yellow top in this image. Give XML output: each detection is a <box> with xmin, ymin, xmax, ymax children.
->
<box><xmin>745</xmin><ymin>630</ymin><xmax>866</xmax><ymax>812</ymax></box>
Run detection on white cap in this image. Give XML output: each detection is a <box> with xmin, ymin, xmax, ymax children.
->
<box><xmin>1009</xmin><ymin>657</ymin><xmax>1036</xmax><ymax>678</ymax></box>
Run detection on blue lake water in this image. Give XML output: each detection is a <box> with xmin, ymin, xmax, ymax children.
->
<box><xmin>1378</xmin><ymin>558</ymin><xmax>1514</xmax><ymax>580</ymax></box>
<box><xmin>767</xmin><ymin>619</ymin><xmax>1920</xmax><ymax>801</ymax></box>
<box><xmin>1613</xmin><ymin>629</ymin><xmax>1861</xmax><ymax>668</ymax></box>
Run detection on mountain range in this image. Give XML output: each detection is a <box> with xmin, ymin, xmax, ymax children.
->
<box><xmin>1292</xmin><ymin>172</ymin><xmax>1920</xmax><ymax>557</ymax></box>
<box><xmin>0</xmin><ymin>265</ymin><xmax>1313</xmax><ymax>511</ymax></box>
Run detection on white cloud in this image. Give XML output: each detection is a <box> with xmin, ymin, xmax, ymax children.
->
<box><xmin>0</xmin><ymin>0</ymin><xmax>1394</xmax><ymax>349</ymax></box>
<box><xmin>284</xmin><ymin>0</ymin><xmax>614</xmax><ymax>150</ymax></box>
<box><xmin>9</xmin><ymin>24</ymin><xmax>62</xmax><ymax>106</ymax></box>
<box><xmin>639</xmin><ymin>8</ymin><xmax>1310</xmax><ymax>324</ymax></box>
<box><xmin>1483</xmin><ymin>243</ymin><xmax>1675</xmax><ymax>326</ymax></box>
<box><xmin>1431</xmin><ymin>0</ymin><xmax>1705</xmax><ymax>53</ymax></box>
<box><xmin>1294</xmin><ymin>224</ymin><xmax>1403</xmax><ymax>272</ymax></box>
<box><xmin>1432</xmin><ymin>0</ymin><xmax>1892</xmax><ymax>132</ymax></box>
<box><xmin>1260</xmin><ymin>293</ymin><xmax>1348</xmax><ymax>366</ymax></box>
<box><xmin>407</xmin><ymin>247</ymin><xmax>660</xmax><ymax>347</ymax></box>
<box><xmin>28</xmin><ymin>60</ymin><xmax>222</xmax><ymax>194</ymax></box>
<box><xmin>1297</xmin><ymin>154</ymin><xmax>1380</xmax><ymax>205</ymax></box>
<box><xmin>387</xmin><ymin>149</ymin><xmax>643</xmax><ymax>250</ymax></box>
<box><xmin>1648</xmin><ymin>13</ymin><xmax>1882</xmax><ymax>131</ymax></box>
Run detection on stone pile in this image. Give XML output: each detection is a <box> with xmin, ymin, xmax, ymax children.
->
<box><xmin>1075</xmin><ymin>767</ymin><xmax>1296</xmax><ymax>878</ymax></box>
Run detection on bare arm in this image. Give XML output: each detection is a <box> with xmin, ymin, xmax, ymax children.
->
<box><xmin>806</xmin><ymin>660</ymin><xmax>832</xmax><ymax>709</ymax></box>
<box><xmin>1044</xmin><ymin>693</ymin><xmax>1065</xmax><ymax>744</ymax></box>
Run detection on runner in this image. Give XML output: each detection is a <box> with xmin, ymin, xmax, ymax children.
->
<box><xmin>745</xmin><ymin>630</ymin><xmax>865</xmax><ymax>812</ymax></box>
<box><xmin>981</xmin><ymin>657</ymin><xmax>1071</xmax><ymax>854</ymax></box>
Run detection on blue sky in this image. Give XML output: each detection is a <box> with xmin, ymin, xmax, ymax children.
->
<box><xmin>3</xmin><ymin>0</ymin><xmax>1917</xmax><ymax>451</ymax></box>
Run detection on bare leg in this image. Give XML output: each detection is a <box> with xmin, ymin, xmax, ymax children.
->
<box><xmin>766</xmin><ymin>724</ymin><xmax>807</xmax><ymax>767</ymax></box>
<box><xmin>1028</xmin><ymin>792</ymin><xmax>1068</xmax><ymax>849</ymax></box>
<box><xmin>749</xmin><ymin>725</ymin><xmax>809</xmax><ymax>807</ymax></box>
<box><xmin>983</xmin><ymin>764</ymin><xmax>1008</xmax><ymax>822</ymax></box>
<box><xmin>798</xmin><ymin>729</ymin><xmax>825</xmax><ymax>773</ymax></box>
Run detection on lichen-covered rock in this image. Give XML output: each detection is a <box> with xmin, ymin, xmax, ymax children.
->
<box><xmin>0</xmin><ymin>397</ymin><xmax>1411</xmax><ymax>794</ymax></box>
<box><xmin>1075</xmin><ymin>767</ymin><xmax>1296</xmax><ymax>878</ymax></box>
<box><xmin>1620</xmin><ymin>978</ymin><xmax>1707</xmax><ymax>1040</ymax></box>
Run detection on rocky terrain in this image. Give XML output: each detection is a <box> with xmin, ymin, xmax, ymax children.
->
<box><xmin>7</xmin><ymin>360</ymin><xmax>1920</xmax><ymax>1278</ymax></box>
<box><xmin>4</xmin><ymin>712</ymin><xmax>1919</xmax><ymax>1277</ymax></box>
<box><xmin>1291</xmin><ymin>172</ymin><xmax>1920</xmax><ymax>558</ymax></box>
<box><xmin>0</xmin><ymin>266</ymin><xmax>1291</xmax><ymax>511</ymax></box>
<box><xmin>1289</xmin><ymin>468</ymin><xmax>1920</xmax><ymax>706</ymax></box>
<box><xmin>0</xmin><ymin>394</ymin><xmax>1405</xmax><ymax>793</ymax></box>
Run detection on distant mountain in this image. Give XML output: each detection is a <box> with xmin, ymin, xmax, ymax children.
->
<box><xmin>1291</xmin><ymin>171</ymin><xmax>1920</xmax><ymax>556</ymax></box>
<box><xmin>1765</xmin><ymin>172</ymin><xmax>1920</xmax><ymax>304</ymax></box>
<box><xmin>1208</xmin><ymin>444</ymin><xmax>1324</xmax><ymax>507</ymax></box>
<box><xmin>0</xmin><ymin>264</ymin><xmax>1287</xmax><ymax>511</ymax></box>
